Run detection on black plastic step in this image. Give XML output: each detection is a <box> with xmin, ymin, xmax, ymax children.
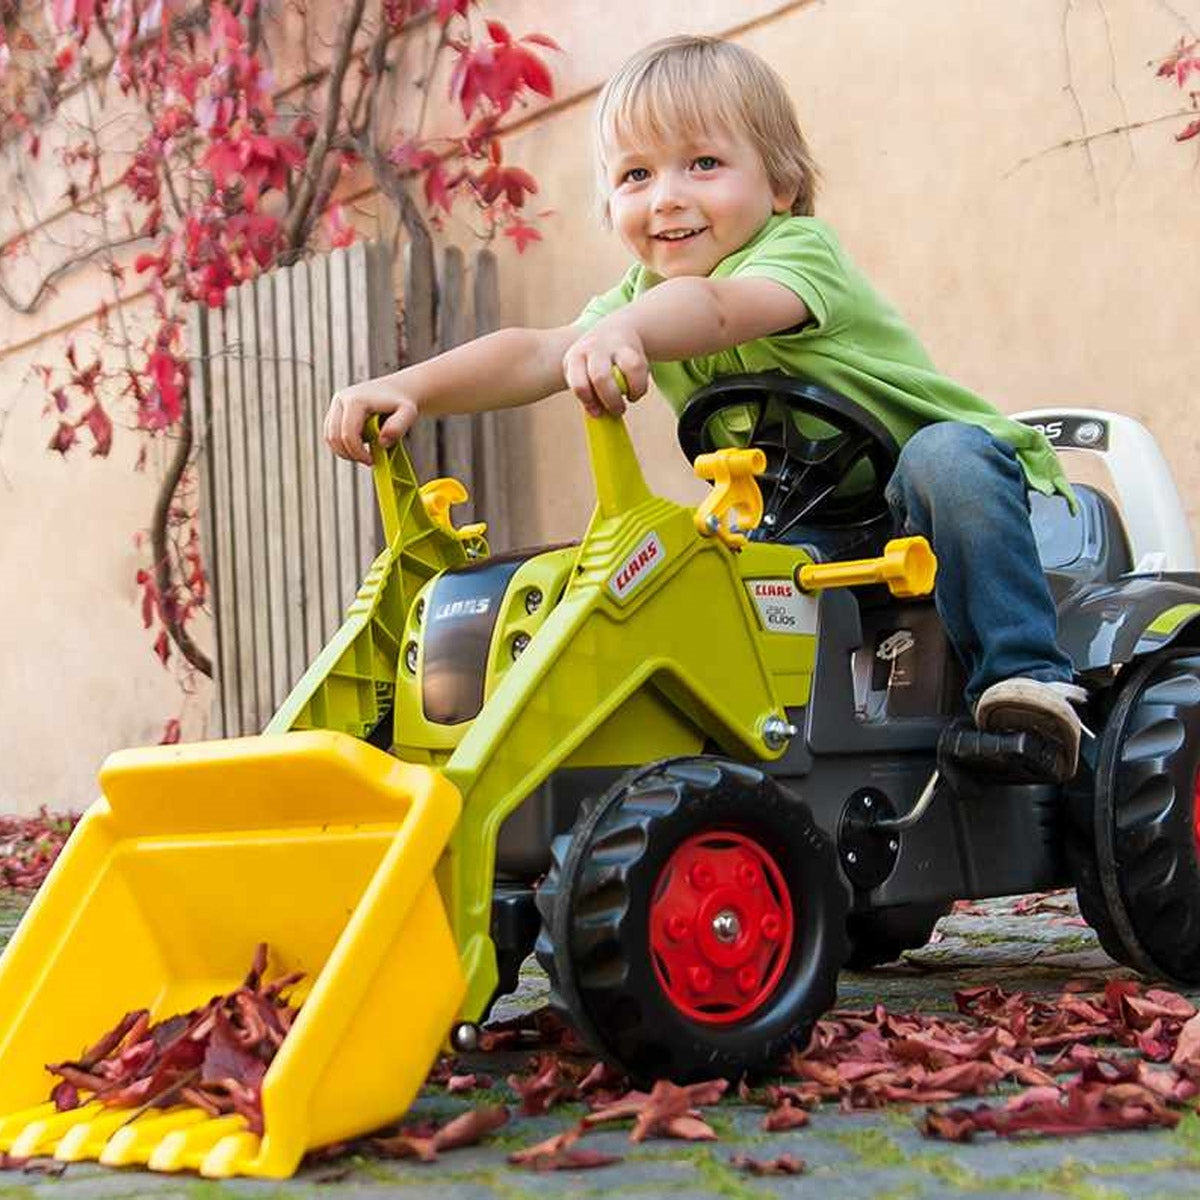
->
<box><xmin>937</xmin><ymin>721</ymin><xmax>1064</xmax><ymax>784</ymax></box>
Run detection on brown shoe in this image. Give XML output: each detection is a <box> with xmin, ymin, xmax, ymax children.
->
<box><xmin>974</xmin><ymin>678</ymin><xmax>1085</xmax><ymax>780</ymax></box>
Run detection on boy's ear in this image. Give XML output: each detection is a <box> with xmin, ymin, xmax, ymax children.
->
<box><xmin>771</xmin><ymin>187</ymin><xmax>797</xmax><ymax>214</ymax></box>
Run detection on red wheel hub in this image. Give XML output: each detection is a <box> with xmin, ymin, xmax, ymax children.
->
<box><xmin>649</xmin><ymin>830</ymin><xmax>794</xmax><ymax>1024</ymax></box>
<box><xmin>1193</xmin><ymin>767</ymin><xmax>1200</xmax><ymax>861</ymax></box>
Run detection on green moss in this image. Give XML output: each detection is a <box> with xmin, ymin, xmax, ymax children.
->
<box><xmin>828</xmin><ymin>1127</ymin><xmax>907</xmax><ymax>1167</ymax></box>
<box><xmin>703</xmin><ymin>1110</ymin><xmax>743</xmax><ymax>1141</ymax></box>
<box><xmin>691</xmin><ymin>1149</ymin><xmax>767</xmax><ymax>1199</ymax></box>
<box><xmin>870</xmin><ymin>1186</ymin><xmax>922</xmax><ymax>1200</ymax></box>
<box><xmin>985</xmin><ymin>1160</ymin><xmax>1129</xmax><ymax>1198</ymax></box>
<box><xmin>909</xmin><ymin>1151</ymin><xmax>976</xmax><ymax>1188</ymax></box>
<box><xmin>1172</xmin><ymin>1108</ymin><xmax>1200</xmax><ymax>1157</ymax></box>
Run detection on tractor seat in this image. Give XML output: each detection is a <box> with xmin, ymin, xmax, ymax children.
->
<box><xmin>1030</xmin><ymin>484</ymin><xmax>1132</xmax><ymax>599</ymax></box>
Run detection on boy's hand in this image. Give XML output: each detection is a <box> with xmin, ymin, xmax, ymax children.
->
<box><xmin>324</xmin><ymin>381</ymin><xmax>419</xmax><ymax>465</ymax></box>
<box><xmin>562</xmin><ymin>317</ymin><xmax>649</xmax><ymax>417</ymax></box>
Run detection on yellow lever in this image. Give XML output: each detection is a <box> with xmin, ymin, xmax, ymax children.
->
<box><xmin>419</xmin><ymin>478</ymin><xmax>489</xmax><ymax>551</ymax></box>
<box><xmin>692</xmin><ymin>448</ymin><xmax>767</xmax><ymax>550</ymax></box>
<box><xmin>795</xmin><ymin>536</ymin><xmax>937</xmax><ymax>598</ymax></box>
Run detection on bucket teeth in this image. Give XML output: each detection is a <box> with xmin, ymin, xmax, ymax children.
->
<box><xmin>0</xmin><ymin>1100</ymin><xmax>58</xmax><ymax>1144</ymax></box>
<box><xmin>54</xmin><ymin>1105</ymin><xmax>144</xmax><ymax>1162</ymax></box>
<box><xmin>9</xmin><ymin>1102</ymin><xmax>110</xmax><ymax>1158</ymax></box>
<box><xmin>109</xmin><ymin>1113</ymin><xmax>249</xmax><ymax>1172</ymax></box>
<box><xmin>0</xmin><ymin>1102</ymin><xmax>256</xmax><ymax>1176</ymax></box>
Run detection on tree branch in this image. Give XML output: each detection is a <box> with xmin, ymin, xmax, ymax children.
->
<box><xmin>281</xmin><ymin>0</ymin><xmax>369</xmax><ymax>249</ymax></box>
<box><xmin>0</xmin><ymin>232</ymin><xmax>145</xmax><ymax>314</ymax></box>
<box><xmin>151</xmin><ymin>402</ymin><xmax>213</xmax><ymax>678</ymax></box>
<box><xmin>1003</xmin><ymin>109</ymin><xmax>1199</xmax><ymax>178</ymax></box>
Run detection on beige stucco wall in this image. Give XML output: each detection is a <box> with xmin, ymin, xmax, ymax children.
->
<box><xmin>0</xmin><ymin>0</ymin><xmax>1197</xmax><ymax>813</ymax></box>
<box><xmin>484</xmin><ymin>0</ymin><xmax>1200</xmax><ymax>548</ymax></box>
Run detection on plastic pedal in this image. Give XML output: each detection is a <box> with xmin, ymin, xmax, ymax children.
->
<box><xmin>937</xmin><ymin>721</ymin><xmax>1064</xmax><ymax>784</ymax></box>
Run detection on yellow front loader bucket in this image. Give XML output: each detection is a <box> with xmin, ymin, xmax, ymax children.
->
<box><xmin>0</xmin><ymin>731</ymin><xmax>464</xmax><ymax>1178</ymax></box>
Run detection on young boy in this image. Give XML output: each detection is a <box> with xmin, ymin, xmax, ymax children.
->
<box><xmin>325</xmin><ymin>35</ymin><xmax>1085</xmax><ymax>774</ymax></box>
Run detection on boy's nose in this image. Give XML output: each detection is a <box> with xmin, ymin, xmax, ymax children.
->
<box><xmin>651</xmin><ymin>171</ymin><xmax>686</xmax><ymax>212</ymax></box>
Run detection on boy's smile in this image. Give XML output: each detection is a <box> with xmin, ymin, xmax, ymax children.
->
<box><xmin>605</xmin><ymin>128</ymin><xmax>792</xmax><ymax>278</ymax></box>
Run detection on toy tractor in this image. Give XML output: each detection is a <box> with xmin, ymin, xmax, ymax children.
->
<box><xmin>1</xmin><ymin>374</ymin><xmax>1198</xmax><ymax>1180</ymax></box>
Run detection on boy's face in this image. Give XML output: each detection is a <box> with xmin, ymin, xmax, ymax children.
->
<box><xmin>604</xmin><ymin>125</ymin><xmax>792</xmax><ymax>278</ymax></box>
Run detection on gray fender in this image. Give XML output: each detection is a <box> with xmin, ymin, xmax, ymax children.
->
<box><xmin>1055</xmin><ymin>574</ymin><xmax>1200</xmax><ymax>672</ymax></box>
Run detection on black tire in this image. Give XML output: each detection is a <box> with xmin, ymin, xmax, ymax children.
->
<box><xmin>1075</xmin><ymin>647</ymin><xmax>1200</xmax><ymax>981</ymax></box>
<box><xmin>844</xmin><ymin>901</ymin><xmax>952</xmax><ymax>970</ymax></box>
<box><xmin>534</xmin><ymin>757</ymin><xmax>849</xmax><ymax>1083</ymax></box>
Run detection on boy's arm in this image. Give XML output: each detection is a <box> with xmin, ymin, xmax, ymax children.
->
<box><xmin>325</xmin><ymin>324</ymin><xmax>580</xmax><ymax>464</ymax></box>
<box><xmin>563</xmin><ymin>276</ymin><xmax>808</xmax><ymax>414</ymax></box>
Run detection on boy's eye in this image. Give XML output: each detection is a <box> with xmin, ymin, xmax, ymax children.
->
<box><xmin>621</xmin><ymin>167</ymin><xmax>650</xmax><ymax>183</ymax></box>
<box><xmin>692</xmin><ymin>156</ymin><xmax>720</xmax><ymax>171</ymax></box>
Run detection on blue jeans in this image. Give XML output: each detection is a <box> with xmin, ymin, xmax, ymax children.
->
<box><xmin>781</xmin><ymin>422</ymin><xmax>1075</xmax><ymax>705</ymax></box>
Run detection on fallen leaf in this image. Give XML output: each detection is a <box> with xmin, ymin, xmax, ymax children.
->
<box><xmin>762</xmin><ymin>1102</ymin><xmax>809</xmax><ymax>1131</ymax></box>
<box><xmin>730</xmin><ymin>1152</ymin><xmax>806</xmax><ymax>1175</ymax></box>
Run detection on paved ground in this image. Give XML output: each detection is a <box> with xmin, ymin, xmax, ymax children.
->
<box><xmin>3</xmin><ymin>890</ymin><xmax>1200</xmax><ymax>1199</ymax></box>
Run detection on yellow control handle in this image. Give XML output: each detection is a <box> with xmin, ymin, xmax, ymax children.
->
<box><xmin>419</xmin><ymin>478</ymin><xmax>488</xmax><ymax>548</ymax></box>
<box><xmin>692</xmin><ymin>448</ymin><xmax>767</xmax><ymax>550</ymax></box>
<box><xmin>795</xmin><ymin>535</ymin><xmax>937</xmax><ymax>598</ymax></box>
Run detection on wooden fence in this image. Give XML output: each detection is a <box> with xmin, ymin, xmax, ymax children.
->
<box><xmin>188</xmin><ymin>238</ymin><xmax>505</xmax><ymax>736</ymax></box>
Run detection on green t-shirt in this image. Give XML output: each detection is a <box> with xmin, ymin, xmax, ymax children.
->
<box><xmin>576</xmin><ymin>214</ymin><xmax>1072</xmax><ymax>504</ymax></box>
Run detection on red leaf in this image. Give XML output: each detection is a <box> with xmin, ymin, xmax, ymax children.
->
<box><xmin>79</xmin><ymin>402</ymin><xmax>113</xmax><ymax>457</ymax></box>
<box><xmin>731</xmin><ymin>1153</ymin><xmax>807</xmax><ymax>1176</ymax></box>
<box><xmin>1175</xmin><ymin>117</ymin><xmax>1200</xmax><ymax>142</ymax></box>
<box><xmin>375</xmin><ymin>1105</ymin><xmax>509</xmax><ymax>1160</ymax></box>
<box><xmin>762</xmin><ymin>1102</ymin><xmax>810</xmax><ymax>1131</ymax></box>
<box><xmin>324</xmin><ymin>203</ymin><xmax>355</xmax><ymax>249</ymax></box>
<box><xmin>436</xmin><ymin>0</ymin><xmax>471</xmax><ymax>23</ymax></box>
<box><xmin>153</xmin><ymin>629</ymin><xmax>171</xmax><ymax>666</ymax></box>
<box><xmin>160</xmin><ymin>718</ymin><xmax>182</xmax><ymax>745</ymax></box>
<box><xmin>447</xmin><ymin>1072</ymin><xmax>493</xmax><ymax>1093</ymax></box>
<box><xmin>503</xmin><ymin>220</ymin><xmax>542</xmax><ymax>253</ymax></box>
<box><xmin>48</xmin><ymin>421</ymin><xmax>77</xmax><ymax>454</ymax></box>
<box><xmin>424</xmin><ymin>162</ymin><xmax>454</xmax><ymax>212</ymax></box>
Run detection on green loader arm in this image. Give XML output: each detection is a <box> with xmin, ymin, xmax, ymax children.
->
<box><xmin>267</xmin><ymin>422</ymin><xmax>468</xmax><ymax>738</ymax></box>
<box><xmin>443</xmin><ymin>416</ymin><xmax>791</xmax><ymax>1019</ymax></box>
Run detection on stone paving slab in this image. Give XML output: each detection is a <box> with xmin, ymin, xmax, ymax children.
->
<box><xmin>2</xmin><ymin>889</ymin><xmax>1199</xmax><ymax>1198</ymax></box>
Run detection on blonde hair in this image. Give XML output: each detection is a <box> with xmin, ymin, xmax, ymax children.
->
<box><xmin>593</xmin><ymin>36</ymin><xmax>819</xmax><ymax>224</ymax></box>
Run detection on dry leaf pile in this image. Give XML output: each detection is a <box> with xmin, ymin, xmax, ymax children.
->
<box><xmin>43</xmin><ymin>944</ymin><xmax>301</xmax><ymax>1135</ymax></box>
<box><xmin>0</xmin><ymin>809</ymin><xmax>77</xmax><ymax>890</ymax></box>
<box><xmin>785</xmin><ymin>980</ymin><xmax>1200</xmax><ymax>1140</ymax></box>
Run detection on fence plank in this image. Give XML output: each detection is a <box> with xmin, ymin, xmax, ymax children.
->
<box><xmin>472</xmin><ymin>248</ymin><xmax>510</xmax><ymax>549</ymax></box>
<box><xmin>347</xmin><ymin>240</ymin><xmax>380</xmax><ymax>572</ymax></box>
<box><xmin>310</xmin><ymin>253</ymin><xmax>342</xmax><ymax>637</ymax></box>
<box><xmin>402</xmin><ymin>236</ymin><xmax>438</xmax><ymax>480</ymax></box>
<box><xmin>291</xmin><ymin>259</ymin><xmax>325</xmax><ymax>664</ymax></box>
<box><xmin>227</xmin><ymin>285</ymin><xmax>261</xmax><ymax>732</ymax></box>
<box><xmin>328</xmin><ymin>247</ymin><xmax>362</xmax><ymax>613</ymax></box>
<box><xmin>274</xmin><ymin>266</ymin><xmax>306</xmax><ymax>690</ymax></box>
<box><xmin>208</xmin><ymin>304</ymin><xmax>241</xmax><ymax>736</ymax></box>
<box><xmin>439</xmin><ymin>245</ymin><xmax>476</xmax><ymax>520</ymax></box>
<box><xmin>255</xmin><ymin>273</ymin><xmax>289</xmax><ymax>711</ymax></box>
<box><xmin>185</xmin><ymin>304</ymin><xmax>219</xmax><ymax>735</ymax></box>
<box><xmin>196</xmin><ymin>304</ymin><xmax>235</xmax><ymax>735</ymax></box>
<box><xmin>238</xmin><ymin>279</ymin><xmax>274</xmax><ymax>727</ymax></box>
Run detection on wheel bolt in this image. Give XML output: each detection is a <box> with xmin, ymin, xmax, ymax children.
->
<box><xmin>737</xmin><ymin>966</ymin><xmax>758</xmax><ymax>994</ymax></box>
<box><xmin>760</xmin><ymin>913</ymin><xmax>782</xmax><ymax>940</ymax></box>
<box><xmin>687</xmin><ymin>965</ymin><xmax>713</xmax><ymax>993</ymax></box>
<box><xmin>711</xmin><ymin>909</ymin><xmax>741</xmax><ymax>943</ymax></box>
<box><xmin>664</xmin><ymin>914</ymin><xmax>690</xmax><ymax>941</ymax></box>
<box><xmin>736</xmin><ymin>862</ymin><xmax>758</xmax><ymax>889</ymax></box>
<box><xmin>689</xmin><ymin>862</ymin><xmax>716</xmax><ymax>891</ymax></box>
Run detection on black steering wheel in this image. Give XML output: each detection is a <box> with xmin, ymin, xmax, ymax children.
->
<box><xmin>676</xmin><ymin>374</ymin><xmax>900</xmax><ymax>541</ymax></box>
